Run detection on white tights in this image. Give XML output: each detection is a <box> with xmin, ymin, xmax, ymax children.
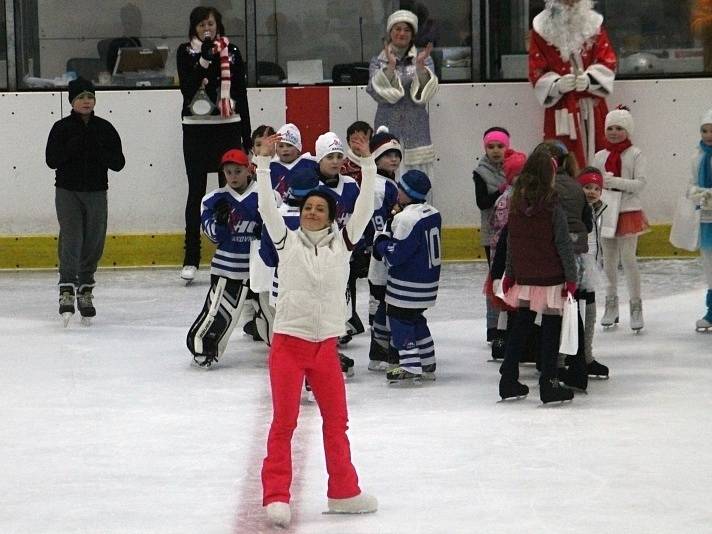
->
<box><xmin>703</xmin><ymin>249</ymin><xmax>712</xmax><ymax>288</ymax></box>
<box><xmin>601</xmin><ymin>235</ymin><xmax>641</xmax><ymax>300</ymax></box>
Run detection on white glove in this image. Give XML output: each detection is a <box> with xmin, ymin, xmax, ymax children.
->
<box><xmin>603</xmin><ymin>172</ymin><xmax>615</xmax><ymax>188</ymax></box>
<box><xmin>575</xmin><ymin>74</ymin><xmax>590</xmax><ymax>92</ymax></box>
<box><xmin>689</xmin><ymin>186</ymin><xmax>710</xmax><ymax>200</ymax></box>
<box><xmin>557</xmin><ymin>73</ymin><xmax>576</xmax><ymax>94</ymax></box>
<box><xmin>701</xmin><ymin>190</ymin><xmax>712</xmax><ymax>209</ymax></box>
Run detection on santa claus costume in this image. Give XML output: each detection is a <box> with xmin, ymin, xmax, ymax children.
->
<box><xmin>529</xmin><ymin>0</ymin><xmax>617</xmax><ymax>167</ymax></box>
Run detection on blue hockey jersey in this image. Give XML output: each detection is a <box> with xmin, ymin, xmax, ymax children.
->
<box><xmin>201</xmin><ymin>181</ymin><xmax>262</xmax><ymax>280</ymax></box>
<box><xmin>270</xmin><ymin>155</ymin><xmax>318</xmax><ymax>200</ymax></box>
<box><xmin>317</xmin><ymin>174</ymin><xmax>360</xmax><ymax>229</ymax></box>
<box><xmin>375</xmin><ymin>202</ymin><xmax>442</xmax><ymax>309</ymax></box>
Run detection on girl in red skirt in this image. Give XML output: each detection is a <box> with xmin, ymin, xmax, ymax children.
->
<box><xmin>593</xmin><ymin>107</ymin><xmax>649</xmax><ymax>332</ymax></box>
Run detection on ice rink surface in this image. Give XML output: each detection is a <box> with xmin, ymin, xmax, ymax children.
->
<box><xmin>1</xmin><ymin>260</ymin><xmax>711</xmax><ymax>534</ymax></box>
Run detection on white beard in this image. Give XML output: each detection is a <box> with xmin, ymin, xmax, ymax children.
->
<box><xmin>537</xmin><ymin>0</ymin><xmax>602</xmax><ymax>59</ymax></box>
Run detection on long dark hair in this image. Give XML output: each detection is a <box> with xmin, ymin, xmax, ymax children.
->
<box><xmin>188</xmin><ymin>6</ymin><xmax>225</xmax><ymax>39</ymax></box>
<box><xmin>544</xmin><ymin>139</ymin><xmax>580</xmax><ymax>178</ymax></box>
<box><xmin>511</xmin><ymin>143</ymin><xmax>557</xmax><ymax>210</ymax></box>
<box><xmin>301</xmin><ymin>190</ymin><xmax>336</xmax><ymax>223</ymax></box>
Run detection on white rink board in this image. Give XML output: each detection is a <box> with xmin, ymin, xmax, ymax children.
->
<box><xmin>1</xmin><ymin>79</ymin><xmax>712</xmax><ymax>236</ymax></box>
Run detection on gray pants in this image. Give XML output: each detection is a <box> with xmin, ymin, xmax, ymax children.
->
<box><xmin>55</xmin><ymin>187</ymin><xmax>107</xmax><ymax>287</ymax></box>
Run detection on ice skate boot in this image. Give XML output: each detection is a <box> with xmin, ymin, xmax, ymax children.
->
<box><xmin>695</xmin><ymin>290</ymin><xmax>712</xmax><ymax>332</ymax></box>
<box><xmin>327</xmin><ymin>492</ymin><xmax>378</xmax><ymax>514</ymax></box>
<box><xmin>630</xmin><ymin>299</ymin><xmax>644</xmax><ymax>332</ymax></box>
<box><xmin>180</xmin><ymin>265</ymin><xmax>197</xmax><ymax>285</ymax></box>
<box><xmin>76</xmin><ymin>285</ymin><xmax>96</xmax><ymax>326</ymax></box>
<box><xmin>540</xmin><ymin>378</ymin><xmax>574</xmax><ymax>404</ymax></box>
<box><xmin>490</xmin><ymin>330</ymin><xmax>506</xmax><ymax>361</ymax></box>
<box><xmin>498</xmin><ymin>378</ymin><xmax>529</xmax><ymax>400</ymax></box>
<box><xmin>421</xmin><ymin>363</ymin><xmax>436</xmax><ymax>381</ymax></box>
<box><xmin>339</xmin><ymin>353</ymin><xmax>355</xmax><ymax>378</ymax></box>
<box><xmin>265</xmin><ymin>502</ymin><xmax>290</xmax><ymax>528</ymax></box>
<box><xmin>367</xmin><ymin>340</ymin><xmax>390</xmax><ymax>371</ymax></box>
<box><xmin>587</xmin><ymin>360</ymin><xmax>610</xmax><ymax>378</ymax></box>
<box><xmin>600</xmin><ymin>296</ymin><xmax>619</xmax><ymax>328</ymax></box>
<box><xmin>386</xmin><ymin>366</ymin><xmax>422</xmax><ymax>385</ymax></box>
<box><xmin>58</xmin><ymin>284</ymin><xmax>75</xmax><ymax>327</ymax></box>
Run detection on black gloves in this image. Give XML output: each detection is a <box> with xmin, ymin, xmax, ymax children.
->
<box><xmin>200</xmin><ymin>38</ymin><xmax>215</xmax><ymax>62</ymax></box>
<box><xmin>214</xmin><ymin>199</ymin><xmax>230</xmax><ymax>225</ymax></box>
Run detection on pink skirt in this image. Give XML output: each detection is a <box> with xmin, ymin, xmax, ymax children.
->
<box><xmin>616</xmin><ymin>210</ymin><xmax>650</xmax><ymax>237</ymax></box>
<box><xmin>503</xmin><ymin>283</ymin><xmax>566</xmax><ymax>315</ymax></box>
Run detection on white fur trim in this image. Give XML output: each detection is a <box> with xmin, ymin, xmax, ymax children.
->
<box><xmin>585</xmin><ymin>63</ymin><xmax>615</xmax><ymax>96</ymax></box>
<box><xmin>404</xmin><ymin>145</ymin><xmax>436</xmax><ymax>165</ymax></box>
<box><xmin>410</xmin><ymin>66</ymin><xmax>439</xmax><ymax>104</ymax></box>
<box><xmin>371</xmin><ymin>67</ymin><xmax>405</xmax><ymax>105</ymax></box>
<box><xmin>387</xmin><ymin>10</ymin><xmax>418</xmax><ymax>34</ymax></box>
<box><xmin>534</xmin><ymin>71</ymin><xmax>563</xmax><ymax>108</ymax></box>
<box><xmin>533</xmin><ymin>2</ymin><xmax>603</xmax><ymax>60</ymax></box>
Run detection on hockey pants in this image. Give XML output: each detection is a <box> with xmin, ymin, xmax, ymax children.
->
<box><xmin>262</xmin><ymin>334</ymin><xmax>361</xmax><ymax>505</ymax></box>
<box><xmin>387</xmin><ymin>305</ymin><xmax>435</xmax><ymax>374</ymax></box>
<box><xmin>187</xmin><ymin>275</ymin><xmax>248</xmax><ymax>365</ymax></box>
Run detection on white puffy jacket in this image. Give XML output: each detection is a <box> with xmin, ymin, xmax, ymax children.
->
<box><xmin>593</xmin><ymin>145</ymin><xmax>647</xmax><ymax>213</ymax></box>
<box><xmin>255</xmin><ymin>155</ymin><xmax>376</xmax><ymax>342</ymax></box>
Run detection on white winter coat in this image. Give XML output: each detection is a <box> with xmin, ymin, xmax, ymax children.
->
<box><xmin>255</xmin><ymin>155</ymin><xmax>376</xmax><ymax>342</ymax></box>
<box><xmin>592</xmin><ymin>145</ymin><xmax>647</xmax><ymax>213</ymax></box>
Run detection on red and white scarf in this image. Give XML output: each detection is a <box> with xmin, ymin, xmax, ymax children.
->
<box><xmin>212</xmin><ymin>36</ymin><xmax>233</xmax><ymax>118</ymax></box>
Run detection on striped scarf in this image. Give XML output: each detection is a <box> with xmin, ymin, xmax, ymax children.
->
<box><xmin>212</xmin><ymin>36</ymin><xmax>233</xmax><ymax>118</ymax></box>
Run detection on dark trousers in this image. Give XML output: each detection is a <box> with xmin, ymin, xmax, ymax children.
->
<box><xmin>55</xmin><ymin>187</ymin><xmax>107</xmax><ymax>288</ymax></box>
<box><xmin>500</xmin><ymin>308</ymin><xmax>562</xmax><ymax>382</ymax></box>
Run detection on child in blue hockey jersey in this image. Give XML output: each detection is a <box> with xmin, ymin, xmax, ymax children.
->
<box><xmin>374</xmin><ymin>170</ymin><xmax>442</xmax><ymax>383</ymax></box>
<box><xmin>367</xmin><ymin>128</ymin><xmax>402</xmax><ymax>371</ymax></box>
<box><xmin>270</xmin><ymin>123</ymin><xmax>317</xmax><ymax>199</ymax></box>
<box><xmin>187</xmin><ymin>148</ymin><xmax>263</xmax><ymax>367</ymax></box>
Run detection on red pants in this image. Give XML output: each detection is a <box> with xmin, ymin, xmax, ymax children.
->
<box><xmin>261</xmin><ymin>333</ymin><xmax>360</xmax><ymax>505</ymax></box>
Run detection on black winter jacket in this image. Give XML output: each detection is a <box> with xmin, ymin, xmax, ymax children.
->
<box><xmin>45</xmin><ymin>111</ymin><xmax>125</xmax><ymax>192</ymax></box>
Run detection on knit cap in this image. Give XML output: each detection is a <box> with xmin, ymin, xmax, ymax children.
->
<box><xmin>387</xmin><ymin>9</ymin><xmax>418</xmax><ymax>34</ymax></box>
<box><xmin>315</xmin><ymin>132</ymin><xmax>345</xmax><ymax>161</ymax></box>
<box><xmin>277</xmin><ymin>123</ymin><xmax>302</xmax><ymax>152</ymax></box>
<box><xmin>701</xmin><ymin>108</ymin><xmax>712</xmax><ymax>127</ymax></box>
<box><xmin>288</xmin><ymin>167</ymin><xmax>320</xmax><ymax>199</ymax></box>
<box><xmin>369</xmin><ymin>126</ymin><xmax>402</xmax><ymax>161</ymax></box>
<box><xmin>398</xmin><ymin>170</ymin><xmax>431</xmax><ymax>200</ymax></box>
<box><xmin>68</xmin><ymin>77</ymin><xmax>95</xmax><ymax>103</ymax></box>
<box><xmin>605</xmin><ymin>106</ymin><xmax>634</xmax><ymax>136</ymax></box>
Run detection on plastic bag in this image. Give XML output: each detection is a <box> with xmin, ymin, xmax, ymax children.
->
<box><xmin>669</xmin><ymin>193</ymin><xmax>700</xmax><ymax>252</ymax></box>
<box><xmin>600</xmin><ymin>189</ymin><xmax>621</xmax><ymax>239</ymax></box>
<box><xmin>559</xmin><ymin>295</ymin><xmax>579</xmax><ymax>355</ymax></box>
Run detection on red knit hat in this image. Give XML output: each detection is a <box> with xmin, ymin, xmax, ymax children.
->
<box><xmin>503</xmin><ymin>151</ymin><xmax>527</xmax><ymax>185</ymax></box>
<box><xmin>577</xmin><ymin>168</ymin><xmax>604</xmax><ymax>188</ymax></box>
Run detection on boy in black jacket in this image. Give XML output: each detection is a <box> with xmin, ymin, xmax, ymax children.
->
<box><xmin>45</xmin><ymin>77</ymin><xmax>125</xmax><ymax>326</ymax></box>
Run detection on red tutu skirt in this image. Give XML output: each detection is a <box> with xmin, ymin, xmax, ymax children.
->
<box><xmin>616</xmin><ymin>210</ymin><xmax>650</xmax><ymax>237</ymax></box>
<box><xmin>483</xmin><ymin>272</ymin><xmax>516</xmax><ymax>312</ymax></box>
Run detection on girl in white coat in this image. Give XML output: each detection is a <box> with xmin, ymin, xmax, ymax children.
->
<box><xmin>255</xmin><ymin>133</ymin><xmax>377</xmax><ymax>528</ymax></box>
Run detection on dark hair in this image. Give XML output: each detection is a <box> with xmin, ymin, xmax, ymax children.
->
<box><xmin>483</xmin><ymin>126</ymin><xmax>510</xmax><ymax>138</ymax></box>
<box><xmin>544</xmin><ymin>139</ymin><xmax>580</xmax><ymax>178</ymax></box>
<box><xmin>300</xmin><ymin>190</ymin><xmax>336</xmax><ymax>222</ymax></box>
<box><xmin>251</xmin><ymin>124</ymin><xmax>276</xmax><ymax>144</ymax></box>
<box><xmin>188</xmin><ymin>6</ymin><xmax>225</xmax><ymax>39</ymax></box>
<box><xmin>511</xmin><ymin>144</ymin><xmax>556</xmax><ymax>210</ymax></box>
<box><xmin>347</xmin><ymin>121</ymin><xmax>373</xmax><ymax>140</ymax></box>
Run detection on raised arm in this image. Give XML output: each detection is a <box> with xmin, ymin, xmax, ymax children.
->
<box><xmin>254</xmin><ymin>134</ymin><xmax>287</xmax><ymax>246</ymax></box>
<box><xmin>344</xmin><ymin>133</ymin><xmax>376</xmax><ymax>244</ymax></box>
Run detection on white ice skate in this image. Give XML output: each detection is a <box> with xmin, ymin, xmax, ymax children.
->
<box><xmin>180</xmin><ymin>265</ymin><xmax>197</xmax><ymax>285</ymax></box>
<box><xmin>630</xmin><ymin>299</ymin><xmax>644</xmax><ymax>333</ymax></box>
<box><xmin>325</xmin><ymin>492</ymin><xmax>378</xmax><ymax>515</ymax></box>
<box><xmin>696</xmin><ymin>317</ymin><xmax>712</xmax><ymax>332</ymax></box>
<box><xmin>265</xmin><ymin>502</ymin><xmax>291</xmax><ymax>528</ymax></box>
<box><xmin>600</xmin><ymin>296</ymin><xmax>619</xmax><ymax>329</ymax></box>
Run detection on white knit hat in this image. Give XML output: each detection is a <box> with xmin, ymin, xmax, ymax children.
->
<box><xmin>315</xmin><ymin>132</ymin><xmax>345</xmax><ymax>161</ymax></box>
<box><xmin>701</xmin><ymin>108</ymin><xmax>712</xmax><ymax>127</ymax></box>
<box><xmin>277</xmin><ymin>123</ymin><xmax>302</xmax><ymax>152</ymax></box>
<box><xmin>387</xmin><ymin>9</ymin><xmax>418</xmax><ymax>34</ymax></box>
<box><xmin>605</xmin><ymin>107</ymin><xmax>634</xmax><ymax>136</ymax></box>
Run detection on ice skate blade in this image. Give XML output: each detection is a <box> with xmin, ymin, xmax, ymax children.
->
<box><xmin>631</xmin><ymin>328</ymin><xmax>643</xmax><ymax>334</ymax></box>
<box><xmin>61</xmin><ymin>312</ymin><xmax>73</xmax><ymax>327</ymax></box>
<box><xmin>588</xmin><ymin>374</ymin><xmax>610</xmax><ymax>380</ymax></box>
<box><xmin>388</xmin><ymin>378</ymin><xmax>422</xmax><ymax>386</ymax></box>
<box><xmin>343</xmin><ymin>368</ymin><xmax>355</xmax><ymax>378</ymax></box>
<box><xmin>540</xmin><ymin>398</ymin><xmax>574</xmax><ymax>406</ymax></box>
<box><xmin>498</xmin><ymin>394</ymin><xmax>527</xmax><ymax>402</ymax></box>
<box><xmin>696</xmin><ymin>326</ymin><xmax>712</xmax><ymax>333</ymax></box>
<box><xmin>80</xmin><ymin>316</ymin><xmax>92</xmax><ymax>326</ymax></box>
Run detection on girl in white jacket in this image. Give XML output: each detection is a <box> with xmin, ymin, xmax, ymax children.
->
<box><xmin>255</xmin><ymin>132</ymin><xmax>377</xmax><ymax>528</ymax></box>
<box><xmin>593</xmin><ymin>107</ymin><xmax>649</xmax><ymax>331</ymax></box>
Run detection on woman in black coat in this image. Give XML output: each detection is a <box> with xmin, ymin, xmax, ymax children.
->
<box><xmin>177</xmin><ymin>6</ymin><xmax>251</xmax><ymax>281</ymax></box>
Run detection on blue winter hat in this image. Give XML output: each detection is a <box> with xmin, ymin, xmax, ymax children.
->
<box><xmin>288</xmin><ymin>167</ymin><xmax>319</xmax><ymax>199</ymax></box>
<box><xmin>398</xmin><ymin>170</ymin><xmax>431</xmax><ymax>200</ymax></box>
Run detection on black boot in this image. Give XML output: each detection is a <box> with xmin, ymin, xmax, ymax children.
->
<box><xmin>491</xmin><ymin>329</ymin><xmax>506</xmax><ymax>360</ymax></box>
<box><xmin>76</xmin><ymin>286</ymin><xmax>96</xmax><ymax>318</ymax></box>
<box><xmin>540</xmin><ymin>378</ymin><xmax>574</xmax><ymax>404</ymax></box>
<box><xmin>499</xmin><ymin>378</ymin><xmax>529</xmax><ymax>400</ymax></box>
<box><xmin>587</xmin><ymin>360</ymin><xmax>609</xmax><ymax>378</ymax></box>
